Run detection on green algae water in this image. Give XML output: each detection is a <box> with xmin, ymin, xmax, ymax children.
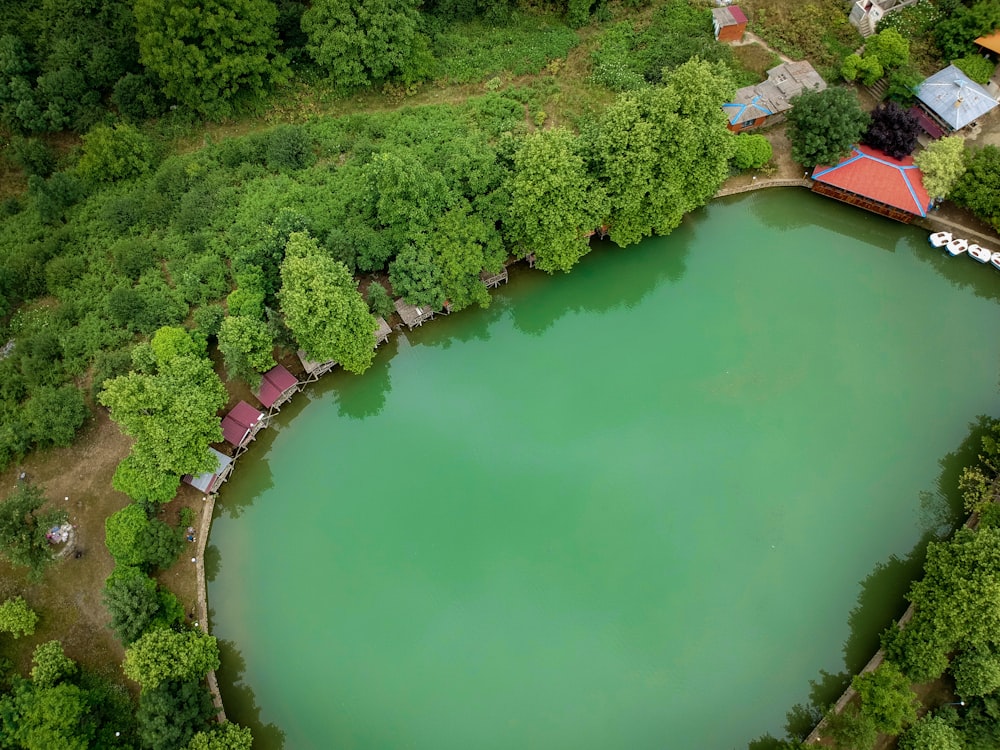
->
<box><xmin>208</xmin><ymin>189</ymin><xmax>1000</xmax><ymax>750</ymax></box>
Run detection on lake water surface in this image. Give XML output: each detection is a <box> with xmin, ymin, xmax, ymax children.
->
<box><xmin>208</xmin><ymin>189</ymin><xmax>1000</xmax><ymax>749</ymax></box>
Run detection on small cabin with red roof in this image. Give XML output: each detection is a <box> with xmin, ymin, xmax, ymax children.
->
<box><xmin>255</xmin><ymin>364</ymin><xmax>300</xmax><ymax>414</ymax></box>
<box><xmin>810</xmin><ymin>145</ymin><xmax>931</xmax><ymax>223</ymax></box>
<box><xmin>712</xmin><ymin>6</ymin><xmax>748</xmax><ymax>42</ymax></box>
<box><xmin>221</xmin><ymin>400</ymin><xmax>267</xmax><ymax>454</ymax></box>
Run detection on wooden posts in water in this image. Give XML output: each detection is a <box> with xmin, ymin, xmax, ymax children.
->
<box><xmin>480</xmin><ymin>268</ymin><xmax>509</xmax><ymax>289</ymax></box>
<box><xmin>375</xmin><ymin>317</ymin><xmax>392</xmax><ymax>348</ymax></box>
<box><xmin>394</xmin><ymin>298</ymin><xmax>435</xmax><ymax>330</ymax></box>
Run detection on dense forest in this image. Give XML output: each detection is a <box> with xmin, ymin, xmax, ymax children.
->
<box><xmin>1</xmin><ymin>0</ymin><xmax>1000</xmax><ymax>747</ymax></box>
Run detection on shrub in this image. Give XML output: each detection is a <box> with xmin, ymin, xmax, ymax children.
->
<box><xmin>112</xmin><ymin>72</ymin><xmax>169</xmax><ymax>122</ymax></box>
<box><xmin>266</xmin><ymin>125</ymin><xmax>314</xmax><ymax>171</ymax></box>
<box><xmin>366</xmin><ymin>281</ymin><xmax>395</xmax><ymax>319</ymax></box>
<box><xmin>954</xmin><ymin>54</ymin><xmax>996</xmax><ymax>85</ymax></box>
<box><xmin>193</xmin><ymin>304</ymin><xmax>226</xmax><ymax>339</ymax></box>
<box><xmin>731</xmin><ymin>134</ymin><xmax>773</xmax><ymax>170</ymax></box>
<box><xmin>77</xmin><ymin>123</ymin><xmax>157</xmax><ymax>183</ymax></box>
<box><xmin>30</xmin><ymin>640</ymin><xmax>78</xmax><ymax>687</ymax></box>
<box><xmin>0</xmin><ymin>596</ymin><xmax>38</xmax><ymax>638</ymax></box>
<box><xmin>105</xmin><ymin>503</ymin><xmax>182</xmax><ymax>570</ymax></box>
<box><xmin>9</xmin><ymin>138</ymin><xmax>56</xmax><ymax>178</ymax></box>
<box><xmin>23</xmin><ymin>385</ymin><xmax>88</xmax><ymax>448</ymax></box>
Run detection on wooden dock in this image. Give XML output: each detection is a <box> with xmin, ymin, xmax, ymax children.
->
<box><xmin>297</xmin><ymin>350</ymin><xmax>338</xmax><ymax>382</ymax></box>
<box><xmin>375</xmin><ymin>316</ymin><xmax>392</xmax><ymax>348</ymax></box>
<box><xmin>394</xmin><ymin>298</ymin><xmax>434</xmax><ymax>330</ymax></box>
<box><xmin>481</xmin><ymin>268</ymin><xmax>509</xmax><ymax>289</ymax></box>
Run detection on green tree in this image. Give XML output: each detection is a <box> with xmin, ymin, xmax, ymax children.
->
<box><xmin>787</xmin><ymin>87</ymin><xmax>870</xmax><ymax>168</ymax></box>
<box><xmin>105</xmin><ymin>503</ymin><xmax>181</xmax><ymax>570</ymax></box>
<box><xmin>217</xmin><ymin>315</ymin><xmax>275</xmax><ymax>387</ymax></box>
<box><xmin>22</xmin><ymin>385</ymin><xmax>88</xmax><ymax>448</ymax></box>
<box><xmin>279</xmin><ymin>232</ymin><xmax>377</xmax><ymax>373</ymax></box>
<box><xmin>853</xmin><ymin>662</ymin><xmax>919</xmax><ymax>734</ymax></box>
<box><xmin>137</xmin><ymin>679</ymin><xmax>214</xmax><ymax>750</ymax></box>
<box><xmin>99</xmin><ymin>332</ymin><xmax>227</xmax><ymax>493</ymax></box>
<box><xmin>592</xmin><ymin>59</ymin><xmax>734</xmax><ymax>247</ymax></box>
<box><xmin>30</xmin><ymin>640</ymin><xmax>77</xmax><ymax>687</ymax></box>
<box><xmin>937</xmin><ymin>0</ymin><xmax>1000</xmax><ymax>61</ymax></box>
<box><xmin>913</xmin><ymin>135</ymin><xmax>967</xmax><ymax>200</ymax></box>
<box><xmin>825</xmin><ymin>704</ymin><xmax>878</xmax><ymax>750</ymax></box>
<box><xmin>952</xmin><ymin>645</ymin><xmax>1000</xmax><ymax>698</ymax></box>
<box><xmin>951</xmin><ymin>145</ymin><xmax>1000</xmax><ymax>232</ymax></box>
<box><xmin>864</xmin><ymin>28</ymin><xmax>910</xmax><ymax>70</ymax></box>
<box><xmin>365</xmin><ymin>280</ymin><xmax>395</xmax><ymax>319</ymax></box>
<box><xmin>841</xmin><ymin>53</ymin><xmax>884</xmax><ymax>86</ymax></box>
<box><xmin>504</xmin><ymin>128</ymin><xmax>606</xmax><ymax>272</ymax></box>
<box><xmin>77</xmin><ymin>123</ymin><xmax>156</xmax><ymax>183</ymax></box>
<box><xmin>103</xmin><ymin>566</ymin><xmax>167</xmax><ymax>645</ymax></box>
<box><xmin>301</xmin><ymin>0</ymin><xmax>432</xmax><ymax>89</ymax></box>
<box><xmin>186</xmin><ymin>722</ymin><xmax>254</xmax><ymax>750</ymax></box>
<box><xmin>5</xmin><ymin>682</ymin><xmax>97</xmax><ymax>750</ymax></box>
<box><xmin>123</xmin><ymin>627</ymin><xmax>220</xmax><ymax>690</ymax></box>
<box><xmin>0</xmin><ymin>595</ymin><xmax>38</xmax><ymax>637</ymax></box>
<box><xmin>0</xmin><ymin>482</ymin><xmax>66</xmax><ymax>578</ymax></box>
<box><xmin>134</xmin><ymin>0</ymin><xmax>288</xmax><ymax>118</ymax></box>
<box><xmin>389</xmin><ymin>242</ymin><xmax>443</xmax><ymax>308</ymax></box>
<box><xmin>898</xmin><ymin>714</ymin><xmax>963</xmax><ymax>750</ymax></box>
<box><xmin>954</xmin><ymin>54</ymin><xmax>996</xmax><ymax>85</ymax></box>
<box><xmin>112</xmin><ymin>453</ymin><xmax>182</xmax><ymax>505</ymax></box>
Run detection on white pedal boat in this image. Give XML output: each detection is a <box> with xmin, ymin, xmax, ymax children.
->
<box><xmin>969</xmin><ymin>244</ymin><xmax>992</xmax><ymax>263</ymax></box>
<box><xmin>991</xmin><ymin>252</ymin><xmax>1000</xmax><ymax>271</ymax></box>
<box><xmin>946</xmin><ymin>237</ymin><xmax>969</xmax><ymax>256</ymax></box>
<box><xmin>929</xmin><ymin>231</ymin><xmax>952</xmax><ymax>248</ymax></box>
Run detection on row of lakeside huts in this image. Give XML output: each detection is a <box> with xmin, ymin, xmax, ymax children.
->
<box><xmin>181</xmin><ymin>268</ymin><xmax>517</xmax><ymax>496</ymax></box>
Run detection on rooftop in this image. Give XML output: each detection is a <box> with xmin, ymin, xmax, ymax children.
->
<box><xmin>255</xmin><ymin>364</ymin><xmax>299</xmax><ymax>409</ymax></box>
<box><xmin>975</xmin><ymin>29</ymin><xmax>1000</xmax><ymax>55</ymax></box>
<box><xmin>724</xmin><ymin>61</ymin><xmax>826</xmax><ymax>126</ymax></box>
<box><xmin>915</xmin><ymin>65</ymin><xmax>998</xmax><ymax>130</ymax></box>
<box><xmin>183</xmin><ymin>448</ymin><xmax>233</xmax><ymax>493</ymax></box>
<box><xmin>221</xmin><ymin>401</ymin><xmax>265</xmax><ymax>449</ymax></box>
<box><xmin>811</xmin><ymin>145</ymin><xmax>931</xmax><ymax>217</ymax></box>
<box><xmin>711</xmin><ymin>6</ymin><xmax>747</xmax><ymax>25</ymax></box>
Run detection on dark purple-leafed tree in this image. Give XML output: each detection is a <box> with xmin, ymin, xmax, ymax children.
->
<box><xmin>862</xmin><ymin>101</ymin><xmax>921</xmax><ymax>159</ymax></box>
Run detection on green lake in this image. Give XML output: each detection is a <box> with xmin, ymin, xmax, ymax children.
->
<box><xmin>208</xmin><ymin>189</ymin><xmax>1000</xmax><ymax>749</ymax></box>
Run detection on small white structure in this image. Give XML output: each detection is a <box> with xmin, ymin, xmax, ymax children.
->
<box><xmin>969</xmin><ymin>244</ymin><xmax>992</xmax><ymax>263</ymax></box>
<box><xmin>990</xmin><ymin>252</ymin><xmax>1000</xmax><ymax>270</ymax></box>
<box><xmin>928</xmin><ymin>231</ymin><xmax>952</xmax><ymax>248</ymax></box>
<box><xmin>947</xmin><ymin>237</ymin><xmax>969</xmax><ymax>256</ymax></box>
<box><xmin>848</xmin><ymin>0</ymin><xmax>918</xmax><ymax>37</ymax></box>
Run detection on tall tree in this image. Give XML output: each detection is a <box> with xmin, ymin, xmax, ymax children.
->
<box><xmin>278</xmin><ymin>232</ymin><xmax>377</xmax><ymax>373</ymax></box>
<box><xmin>186</xmin><ymin>722</ymin><xmax>254</xmax><ymax>750</ymax></box>
<box><xmin>504</xmin><ymin>128</ymin><xmax>607</xmax><ymax>273</ymax></box>
<box><xmin>134</xmin><ymin>0</ymin><xmax>288</xmax><ymax>118</ymax></box>
<box><xmin>898</xmin><ymin>714</ymin><xmax>964</xmax><ymax>750</ymax></box>
<box><xmin>123</xmin><ymin>628</ymin><xmax>220</xmax><ymax>690</ymax></box>
<box><xmin>301</xmin><ymin>0</ymin><xmax>432</xmax><ymax>89</ymax></box>
<box><xmin>853</xmin><ymin>662</ymin><xmax>919</xmax><ymax>735</ymax></box>
<box><xmin>786</xmin><ymin>87</ymin><xmax>870</xmax><ymax>168</ymax></box>
<box><xmin>30</xmin><ymin>641</ymin><xmax>77</xmax><ymax>687</ymax></box>
<box><xmin>137</xmin><ymin>679</ymin><xmax>215</xmax><ymax>750</ymax></box>
<box><xmin>913</xmin><ymin>135</ymin><xmax>967</xmax><ymax>200</ymax></box>
<box><xmin>217</xmin><ymin>315</ymin><xmax>275</xmax><ymax>387</ymax></box>
<box><xmin>99</xmin><ymin>328</ymin><xmax>227</xmax><ymax>496</ymax></box>
<box><xmin>103</xmin><ymin>567</ymin><xmax>170</xmax><ymax>645</ymax></box>
<box><xmin>593</xmin><ymin>58</ymin><xmax>735</xmax><ymax>247</ymax></box>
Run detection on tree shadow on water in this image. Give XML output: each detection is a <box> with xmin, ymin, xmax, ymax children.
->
<box><xmin>323</xmin><ymin>343</ymin><xmax>395</xmax><ymax>420</ymax></box>
<box><xmin>508</xmin><ymin>234</ymin><xmax>691</xmax><ymax>337</ymax></box>
<box><xmin>215</xmin><ymin>450</ymin><xmax>274</xmax><ymax>520</ymax></box>
<box><xmin>215</xmin><ymin>638</ymin><xmax>286</xmax><ymax>749</ymax></box>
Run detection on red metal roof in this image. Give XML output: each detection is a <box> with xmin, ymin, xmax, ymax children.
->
<box><xmin>221</xmin><ymin>400</ymin><xmax>265</xmax><ymax>448</ymax></box>
<box><xmin>255</xmin><ymin>365</ymin><xmax>299</xmax><ymax>408</ymax></box>
<box><xmin>729</xmin><ymin>6</ymin><xmax>748</xmax><ymax>24</ymax></box>
<box><xmin>811</xmin><ymin>145</ymin><xmax>931</xmax><ymax>217</ymax></box>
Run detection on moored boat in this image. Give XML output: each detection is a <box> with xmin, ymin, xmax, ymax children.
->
<box><xmin>991</xmin><ymin>252</ymin><xmax>1000</xmax><ymax>271</ymax></box>
<box><xmin>969</xmin><ymin>244</ymin><xmax>992</xmax><ymax>263</ymax></box>
<box><xmin>946</xmin><ymin>237</ymin><xmax>969</xmax><ymax>256</ymax></box>
<box><xmin>929</xmin><ymin>231</ymin><xmax>952</xmax><ymax>248</ymax></box>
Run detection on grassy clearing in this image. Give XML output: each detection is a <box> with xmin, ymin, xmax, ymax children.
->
<box><xmin>741</xmin><ymin>0</ymin><xmax>863</xmax><ymax>79</ymax></box>
<box><xmin>732</xmin><ymin>43</ymin><xmax>783</xmax><ymax>82</ymax></box>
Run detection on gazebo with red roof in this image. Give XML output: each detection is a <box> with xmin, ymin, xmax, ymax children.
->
<box><xmin>810</xmin><ymin>145</ymin><xmax>932</xmax><ymax>224</ymax></box>
<box><xmin>221</xmin><ymin>400</ymin><xmax>268</xmax><ymax>455</ymax></box>
<box><xmin>254</xmin><ymin>364</ymin><xmax>301</xmax><ymax>415</ymax></box>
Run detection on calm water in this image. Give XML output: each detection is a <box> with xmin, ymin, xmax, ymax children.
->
<box><xmin>208</xmin><ymin>189</ymin><xmax>1000</xmax><ymax>750</ymax></box>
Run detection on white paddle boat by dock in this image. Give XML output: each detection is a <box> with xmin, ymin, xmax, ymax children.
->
<box><xmin>969</xmin><ymin>244</ymin><xmax>992</xmax><ymax>263</ymax></box>
<box><xmin>929</xmin><ymin>231</ymin><xmax>952</xmax><ymax>248</ymax></box>
<box><xmin>946</xmin><ymin>237</ymin><xmax>969</xmax><ymax>256</ymax></box>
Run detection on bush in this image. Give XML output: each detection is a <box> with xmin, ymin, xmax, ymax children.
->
<box><xmin>366</xmin><ymin>281</ymin><xmax>395</xmax><ymax>319</ymax></box>
<box><xmin>23</xmin><ymin>385</ymin><xmax>88</xmax><ymax>448</ymax></box>
<box><xmin>954</xmin><ymin>55</ymin><xmax>996</xmax><ymax>85</ymax></box>
<box><xmin>30</xmin><ymin>640</ymin><xmax>77</xmax><ymax>687</ymax></box>
<box><xmin>193</xmin><ymin>304</ymin><xmax>225</xmax><ymax>339</ymax></box>
<box><xmin>9</xmin><ymin>138</ymin><xmax>56</xmax><ymax>178</ymax></box>
<box><xmin>105</xmin><ymin>503</ymin><xmax>182</xmax><ymax>570</ymax></box>
<box><xmin>77</xmin><ymin>123</ymin><xmax>157</xmax><ymax>183</ymax></box>
<box><xmin>266</xmin><ymin>125</ymin><xmax>314</xmax><ymax>171</ymax></box>
<box><xmin>731</xmin><ymin>134</ymin><xmax>773</xmax><ymax>170</ymax></box>
<box><xmin>112</xmin><ymin>72</ymin><xmax>169</xmax><ymax>122</ymax></box>
<box><xmin>0</xmin><ymin>596</ymin><xmax>38</xmax><ymax>638</ymax></box>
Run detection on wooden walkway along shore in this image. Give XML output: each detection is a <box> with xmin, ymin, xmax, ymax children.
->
<box><xmin>196</xmin><ymin>492</ymin><xmax>227</xmax><ymax>723</ymax></box>
<box><xmin>481</xmin><ymin>268</ymin><xmax>509</xmax><ymax>289</ymax></box>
